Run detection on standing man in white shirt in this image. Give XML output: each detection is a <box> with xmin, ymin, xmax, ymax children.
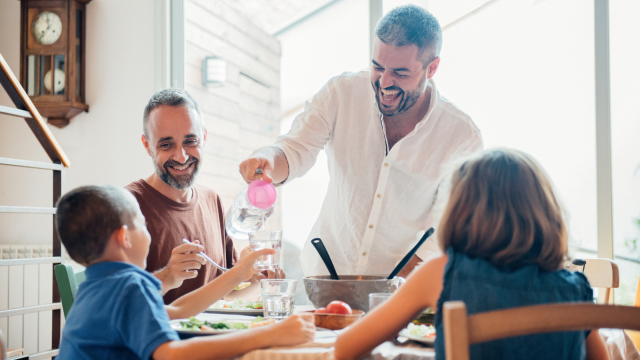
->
<box><xmin>239</xmin><ymin>5</ymin><xmax>483</xmax><ymax>277</ymax></box>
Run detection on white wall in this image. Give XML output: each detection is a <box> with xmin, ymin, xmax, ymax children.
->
<box><xmin>0</xmin><ymin>0</ymin><xmax>157</xmax><ymax>246</ymax></box>
<box><xmin>0</xmin><ymin>0</ymin><xmax>157</xmax><ymax>355</ymax></box>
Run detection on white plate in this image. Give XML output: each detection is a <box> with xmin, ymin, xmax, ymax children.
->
<box><xmin>399</xmin><ymin>329</ymin><xmax>436</xmax><ymax>345</ymax></box>
<box><xmin>170</xmin><ymin>318</ymin><xmax>255</xmax><ymax>335</ymax></box>
<box><xmin>205</xmin><ymin>307</ymin><xmax>264</xmax><ymax>316</ymax></box>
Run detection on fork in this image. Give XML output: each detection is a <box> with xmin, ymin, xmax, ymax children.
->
<box><xmin>182</xmin><ymin>239</ymin><xmax>229</xmax><ymax>272</ymax></box>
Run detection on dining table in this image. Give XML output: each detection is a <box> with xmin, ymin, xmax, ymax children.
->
<box><xmin>192</xmin><ymin>305</ymin><xmax>435</xmax><ymax>360</ymax></box>
<box><xmin>192</xmin><ymin>306</ymin><xmax>639</xmax><ymax>360</ymax></box>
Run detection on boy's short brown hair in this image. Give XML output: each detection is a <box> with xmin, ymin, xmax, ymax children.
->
<box><xmin>438</xmin><ymin>148</ymin><xmax>567</xmax><ymax>271</ymax></box>
<box><xmin>55</xmin><ymin>185</ymin><xmax>138</xmax><ymax>265</ymax></box>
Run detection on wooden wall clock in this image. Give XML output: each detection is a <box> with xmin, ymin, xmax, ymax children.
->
<box><xmin>20</xmin><ymin>0</ymin><xmax>92</xmax><ymax>128</ymax></box>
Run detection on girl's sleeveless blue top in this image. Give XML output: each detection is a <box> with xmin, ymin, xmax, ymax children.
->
<box><xmin>434</xmin><ymin>248</ymin><xmax>593</xmax><ymax>360</ymax></box>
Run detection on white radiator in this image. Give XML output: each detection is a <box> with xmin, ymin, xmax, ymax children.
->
<box><xmin>0</xmin><ymin>244</ymin><xmax>57</xmax><ymax>359</ymax></box>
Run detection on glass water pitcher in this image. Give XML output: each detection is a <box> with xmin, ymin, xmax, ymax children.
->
<box><xmin>225</xmin><ymin>179</ymin><xmax>277</xmax><ymax>240</ymax></box>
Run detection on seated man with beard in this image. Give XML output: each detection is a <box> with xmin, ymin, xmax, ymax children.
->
<box><xmin>126</xmin><ymin>89</ymin><xmax>275</xmax><ymax>303</ymax></box>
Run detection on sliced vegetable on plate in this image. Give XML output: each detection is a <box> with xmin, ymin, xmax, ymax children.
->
<box><xmin>177</xmin><ymin>316</ymin><xmax>274</xmax><ymax>333</ymax></box>
<box><xmin>400</xmin><ymin>323</ymin><xmax>436</xmax><ymax>344</ymax></box>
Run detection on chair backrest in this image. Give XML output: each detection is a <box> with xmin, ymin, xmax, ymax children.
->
<box><xmin>54</xmin><ymin>263</ymin><xmax>86</xmax><ymax>318</ymax></box>
<box><xmin>584</xmin><ymin>258</ymin><xmax>619</xmax><ymax>304</ymax></box>
<box><xmin>443</xmin><ymin>301</ymin><xmax>640</xmax><ymax>360</ymax></box>
<box><xmin>567</xmin><ymin>258</ymin><xmax>619</xmax><ymax>304</ymax></box>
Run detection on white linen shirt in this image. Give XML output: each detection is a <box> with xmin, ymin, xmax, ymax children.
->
<box><xmin>274</xmin><ymin>71</ymin><xmax>483</xmax><ymax>276</ymax></box>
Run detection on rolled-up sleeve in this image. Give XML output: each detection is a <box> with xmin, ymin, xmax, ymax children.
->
<box><xmin>273</xmin><ymin>78</ymin><xmax>338</xmax><ymax>183</ymax></box>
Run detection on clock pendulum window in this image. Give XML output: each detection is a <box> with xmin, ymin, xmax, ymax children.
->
<box><xmin>20</xmin><ymin>1</ymin><xmax>91</xmax><ymax>128</ymax></box>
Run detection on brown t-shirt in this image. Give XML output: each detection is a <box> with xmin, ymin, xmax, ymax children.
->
<box><xmin>125</xmin><ymin>179</ymin><xmax>238</xmax><ymax>304</ymax></box>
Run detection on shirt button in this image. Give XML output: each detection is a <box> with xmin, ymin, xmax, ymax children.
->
<box><xmin>384</xmin><ymin>163</ymin><xmax>389</xmax><ymax>167</ymax></box>
<box><xmin>362</xmin><ymin>252</ymin><xmax>367</xmax><ymax>256</ymax></box>
<box><xmin>369</xmin><ymin>224</ymin><xmax>374</xmax><ymax>229</ymax></box>
<box><xmin>377</xmin><ymin>194</ymin><xmax>381</xmax><ymax>198</ymax></box>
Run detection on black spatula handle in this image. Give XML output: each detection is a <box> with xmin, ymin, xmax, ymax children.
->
<box><xmin>311</xmin><ymin>238</ymin><xmax>340</xmax><ymax>280</ymax></box>
<box><xmin>387</xmin><ymin>227</ymin><xmax>435</xmax><ymax>279</ymax></box>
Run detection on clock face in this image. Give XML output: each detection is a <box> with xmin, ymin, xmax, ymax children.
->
<box><xmin>33</xmin><ymin>11</ymin><xmax>62</xmax><ymax>45</ymax></box>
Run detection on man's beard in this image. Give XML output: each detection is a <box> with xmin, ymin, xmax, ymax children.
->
<box><xmin>373</xmin><ymin>75</ymin><xmax>426</xmax><ymax>116</ymax></box>
<box><xmin>153</xmin><ymin>156</ymin><xmax>200</xmax><ymax>191</ymax></box>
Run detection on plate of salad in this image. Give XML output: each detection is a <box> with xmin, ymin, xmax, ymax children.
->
<box><xmin>170</xmin><ymin>316</ymin><xmax>274</xmax><ymax>335</ymax></box>
<box><xmin>205</xmin><ymin>299</ymin><xmax>264</xmax><ymax>315</ymax></box>
<box><xmin>399</xmin><ymin>323</ymin><xmax>436</xmax><ymax>344</ymax></box>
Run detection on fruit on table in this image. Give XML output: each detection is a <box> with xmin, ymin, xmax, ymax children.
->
<box><xmin>325</xmin><ymin>301</ymin><xmax>352</xmax><ymax>315</ymax></box>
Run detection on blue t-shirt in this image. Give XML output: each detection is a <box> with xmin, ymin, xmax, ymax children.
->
<box><xmin>58</xmin><ymin>262</ymin><xmax>180</xmax><ymax>360</ymax></box>
<box><xmin>435</xmin><ymin>248</ymin><xmax>593</xmax><ymax>360</ymax></box>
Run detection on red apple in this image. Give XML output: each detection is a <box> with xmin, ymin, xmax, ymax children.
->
<box><xmin>315</xmin><ymin>308</ymin><xmax>327</xmax><ymax>314</ymax></box>
<box><xmin>325</xmin><ymin>301</ymin><xmax>352</xmax><ymax>315</ymax></box>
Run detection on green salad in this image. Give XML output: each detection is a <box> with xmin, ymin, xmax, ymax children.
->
<box><xmin>179</xmin><ymin>316</ymin><xmax>264</xmax><ymax>331</ymax></box>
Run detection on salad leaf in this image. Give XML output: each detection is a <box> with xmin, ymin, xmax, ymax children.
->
<box><xmin>406</xmin><ymin>323</ymin><xmax>436</xmax><ymax>338</ymax></box>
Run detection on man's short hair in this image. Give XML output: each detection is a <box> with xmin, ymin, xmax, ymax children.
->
<box><xmin>142</xmin><ymin>88</ymin><xmax>204</xmax><ymax>138</ymax></box>
<box><xmin>375</xmin><ymin>4</ymin><xmax>442</xmax><ymax>68</ymax></box>
<box><xmin>55</xmin><ymin>185</ymin><xmax>138</xmax><ymax>265</ymax></box>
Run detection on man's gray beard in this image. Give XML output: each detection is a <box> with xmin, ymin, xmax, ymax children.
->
<box><xmin>153</xmin><ymin>157</ymin><xmax>200</xmax><ymax>191</ymax></box>
<box><xmin>374</xmin><ymin>75</ymin><xmax>427</xmax><ymax>117</ymax></box>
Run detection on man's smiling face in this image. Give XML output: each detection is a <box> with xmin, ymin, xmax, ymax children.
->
<box><xmin>143</xmin><ymin>105</ymin><xmax>206</xmax><ymax>190</ymax></box>
<box><xmin>370</xmin><ymin>38</ymin><xmax>428</xmax><ymax>117</ymax></box>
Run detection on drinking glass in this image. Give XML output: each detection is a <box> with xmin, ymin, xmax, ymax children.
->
<box><xmin>369</xmin><ymin>293</ymin><xmax>393</xmax><ymax>311</ymax></box>
<box><xmin>249</xmin><ymin>230</ymin><xmax>282</xmax><ymax>270</ymax></box>
<box><xmin>261</xmin><ymin>279</ymin><xmax>296</xmax><ymax>320</ymax></box>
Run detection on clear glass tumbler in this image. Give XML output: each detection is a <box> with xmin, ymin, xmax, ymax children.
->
<box><xmin>249</xmin><ymin>230</ymin><xmax>282</xmax><ymax>270</ymax></box>
<box><xmin>369</xmin><ymin>293</ymin><xmax>393</xmax><ymax>311</ymax></box>
<box><xmin>261</xmin><ymin>279</ymin><xmax>296</xmax><ymax>320</ymax></box>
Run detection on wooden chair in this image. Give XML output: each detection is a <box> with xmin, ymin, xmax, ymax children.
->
<box><xmin>568</xmin><ymin>258</ymin><xmax>619</xmax><ymax>304</ymax></box>
<box><xmin>54</xmin><ymin>263</ymin><xmax>86</xmax><ymax>318</ymax></box>
<box><xmin>584</xmin><ymin>259</ymin><xmax>619</xmax><ymax>304</ymax></box>
<box><xmin>443</xmin><ymin>301</ymin><xmax>640</xmax><ymax>360</ymax></box>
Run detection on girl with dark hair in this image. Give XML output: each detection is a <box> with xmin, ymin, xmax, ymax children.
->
<box><xmin>335</xmin><ymin>148</ymin><xmax>609</xmax><ymax>360</ymax></box>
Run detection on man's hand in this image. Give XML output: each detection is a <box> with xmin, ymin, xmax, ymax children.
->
<box><xmin>154</xmin><ymin>241</ymin><xmax>206</xmax><ymax>295</ymax></box>
<box><xmin>239</xmin><ymin>147</ymin><xmax>289</xmax><ymax>185</ymax></box>
<box><xmin>239</xmin><ymin>155</ymin><xmax>275</xmax><ymax>184</ymax></box>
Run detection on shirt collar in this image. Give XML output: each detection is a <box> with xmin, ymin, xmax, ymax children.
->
<box><xmin>84</xmin><ymin>261</ymin><xmax>162</xmax><ymax>290</ymax></box>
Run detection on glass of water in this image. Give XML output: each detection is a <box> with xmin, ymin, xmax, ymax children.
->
<box><xmin>249</xmin><ymin>230</ymin><xmax>282</xmax><ymax>270</ymax></box>
<box><xmin>261</xmin><ymin>279</ymin><xmax>296</xmax><ymax>320</ymax></box>
<box><xmin>369</xmin><ymin>293</ymin><xmax>393</xmax><ymax>311</ymax></box>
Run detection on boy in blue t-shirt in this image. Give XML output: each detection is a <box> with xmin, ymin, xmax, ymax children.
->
<box><xmin>55</xmin><ymin>185</ymin><xmax>315</xmax><ymax>360</ymax></box>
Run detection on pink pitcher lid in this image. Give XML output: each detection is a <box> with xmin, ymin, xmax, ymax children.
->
<box><xmin>247</xmin><ymin>180</ymin><xmax>277</xmax><ymax>209</ymax></box>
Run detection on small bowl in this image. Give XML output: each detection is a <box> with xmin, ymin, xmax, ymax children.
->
<box><xmin>308</xmin><ymin>310</ymin><xmax>365</xmax><ymax>330</ymax></box>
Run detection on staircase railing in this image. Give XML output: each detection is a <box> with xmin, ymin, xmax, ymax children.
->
<box><xmin>0</xmin><ymin>52</ymin><xmax>69</xmax><ymax>359</ymax></box>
